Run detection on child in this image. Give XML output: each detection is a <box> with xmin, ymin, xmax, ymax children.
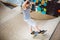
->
<box><xmin>22</xmin><ymin>0</ymin><xmax>46</xmax><ymax>35</ymax></box>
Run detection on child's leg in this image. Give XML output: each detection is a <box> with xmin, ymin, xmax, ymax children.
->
<box><xmin>29</xmin><ymin>26</ymin><xmax>33</xmax><ymax>33</ymax></box>
<box><xmin>28</xmin><ymin>19</ymin><xmax>40</xmax><ymax>32</ymax></box>
<box><xmin>33</xmin><ymin>26</ymin><xmax>40</xmax><ymax>32</ymax></box>
<box><xmin>29</xmin><ymin>25</ymin><xmax>40</xmax><ymax>34</ymax></box>
<box><xmin>25</xmin><ymin>19</ymin><xmax>40</xmax><ymax>33</ymax></box>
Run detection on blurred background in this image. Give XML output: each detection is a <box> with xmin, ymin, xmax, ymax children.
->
<box><xmin>0</xmin><ymin>0</ymin><xmax>60</xmax><ymax>40</ymax></box>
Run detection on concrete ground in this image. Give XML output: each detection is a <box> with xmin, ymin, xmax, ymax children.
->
<box><xmin>0</xmin><ymin>2</ymin><xmax>60</xmax><ymax>40</ymax></box>
<box><xmin>50</xmin><ymin>22</ymin><xmax>60</xmax><ymax>40</ymax></box>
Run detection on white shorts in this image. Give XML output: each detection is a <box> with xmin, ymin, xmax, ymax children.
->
<box><xmin>24</xmin><ymin>19</ymin><xmax>36</xmax><ymax>27</ymax></box>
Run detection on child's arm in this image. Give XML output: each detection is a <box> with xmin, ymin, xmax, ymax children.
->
<box><xmin>22</xmin><ymin>1</ymin><xmax>28</xmax><ymax>10</ymax></box>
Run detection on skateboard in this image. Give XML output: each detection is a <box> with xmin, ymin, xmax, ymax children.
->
<box><xmin>32</xmin><ymin>30</ymin><xmax>47</xmax><ymax>38</ymax></box>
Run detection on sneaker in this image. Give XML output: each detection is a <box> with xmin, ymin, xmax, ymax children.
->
<box><xmin>31</xmin><ymin>31</ymin><xmax>35</xmax><ymax>35</ymax></box>
<box><xmin>39</xmin><ymin>30</ymin><xmax>47</xmax><ymax>34</ymax></box>
<box><xmin>31</xmin><ymin>31</ymin><xmax>39</xmax><ymax>35</ymax></box>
